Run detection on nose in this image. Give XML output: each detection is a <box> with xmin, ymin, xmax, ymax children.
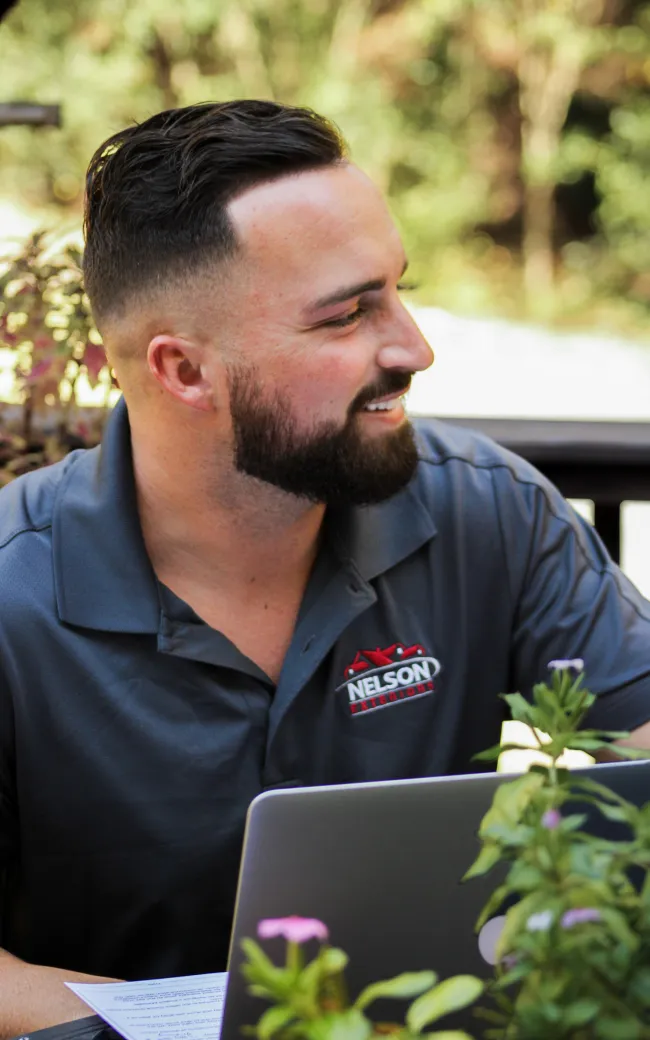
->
<box><xmin>375</xmin><ymin>302</ymin><xmax>434</xmax><ymax>373</ymax></box>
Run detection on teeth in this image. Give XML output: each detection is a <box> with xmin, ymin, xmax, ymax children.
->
<box><xmin>365</xmin><ymin>398</ymin><xmax>400</xmax><ymax>412</ymax></box>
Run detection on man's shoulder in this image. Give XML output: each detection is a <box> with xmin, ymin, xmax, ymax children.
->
<box><xmin>0</xmin><ymin>449</ymin><xmax>87</xmax><ymax>557</ymax></box>
<box><xmin>412</xmin><ymin>416</ymin><xmax>541</xmax><ymax>486</ymax></box>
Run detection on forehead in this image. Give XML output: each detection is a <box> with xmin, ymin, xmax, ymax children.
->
<box><xmin>226</xmin><ymin>164</ymin><xmax>403</xmax><ymax>293</ymax></box>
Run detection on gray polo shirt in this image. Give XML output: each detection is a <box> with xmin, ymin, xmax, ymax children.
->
<box><xmin>1</xmin><ymin>398</ymin><xmax>649</xmax><ymax>979</ymax></box>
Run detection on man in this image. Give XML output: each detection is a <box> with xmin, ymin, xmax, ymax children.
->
<box><xmin>1</xmin><ymin>99</ymin><xmax>649</xmax><ymax>1036</ymax></box>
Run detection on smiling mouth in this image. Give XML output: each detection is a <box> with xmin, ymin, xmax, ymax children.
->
<box><xmin>363</xmin><ymin>397</ymin><xmax>403</xmax><ymax>412</ymax></box>
<box><xmin>362</xmin><ymin>388</ymin><xmax>408</xmax><ymax>413</ymax></box>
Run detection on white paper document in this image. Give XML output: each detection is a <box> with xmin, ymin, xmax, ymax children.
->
<box><xmin>66</xmin><ymin>972</ymin><xmax>228</xmax><ymax>1040</ymax></box>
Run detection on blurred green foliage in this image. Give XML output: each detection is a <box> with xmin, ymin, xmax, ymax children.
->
<box><xmin>0</xmin><ymin>0</ymin><xmax>649</xmax><ymax>332</ymax></box>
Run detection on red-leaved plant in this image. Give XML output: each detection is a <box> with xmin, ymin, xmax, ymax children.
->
<box><xmin>0</xmin><ymin>230</ymin><xmax>113</xmax><ymax>484</ymax></box>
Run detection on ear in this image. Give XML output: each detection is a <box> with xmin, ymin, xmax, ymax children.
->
<box><xmin>146</xmin><ymin>335</ymin><xmax>215</xmax><ymax>411</ymax></box>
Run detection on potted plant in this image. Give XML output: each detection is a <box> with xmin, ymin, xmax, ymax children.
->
<box><xmin>240</xmin><ymin>662</ymin><xmax>650</xmax><ymax>1039</ymax></box>
<box><xmin>0</xmin><ymin>230</ymin><xmax>113</xmax><ymax>484</ymax></box>
<box><xmin>241</xmin><ymin>914</ymin><xmax>483</xmax><ymax>1039</ymax></box>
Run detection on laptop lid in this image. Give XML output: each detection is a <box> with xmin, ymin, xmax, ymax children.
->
<box><xmin>221</xmin><ymin>760</ymin><xmax>650</xmax><ymax>1038</ymax></box>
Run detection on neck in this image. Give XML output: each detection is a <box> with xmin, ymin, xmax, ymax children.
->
<box><xmin>130</xmin><ymin>416</ymin><xmax>326</xmax><ymax>596</ymax></box>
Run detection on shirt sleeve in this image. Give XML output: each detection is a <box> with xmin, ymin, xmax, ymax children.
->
<box><xmin>0</xmin><ymin>661</ymin><xmax>17</xmax><ymax>870</ymax></box>
<box><xmin>496</xmin><ymin>464</ymin><xmax>650</xmax><ymax>734</ymax></box>
<box><xmin>0</xmin><ymin>658</ymin><xmax>17</xmax><ymax>947</ymax></box>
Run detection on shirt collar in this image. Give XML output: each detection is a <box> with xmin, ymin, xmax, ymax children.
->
<box><xmin>325</xmin><ymin>468</ymin><xmax>437</xmax><ymax>582</ymax></box>
<box><xmin>53</xmin><ymin>398</ymin><xmax>437</xmax><ymax>632</ymax></box>
<box><xmin>53</xmin><ymin>396</ymin><xmax>161</xmax><ymax>632</ymax></box>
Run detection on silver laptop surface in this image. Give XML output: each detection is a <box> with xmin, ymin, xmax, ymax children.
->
<box><xmin>221</xmin><ymin>760</ymin><xmax>650</xmax><ymax>1038</ymax></box>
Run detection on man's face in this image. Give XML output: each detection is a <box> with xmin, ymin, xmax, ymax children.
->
<box><xmin>210</xmin><ymin>163</ymin><xmax>434</xmax><ymax>506</ymax></box>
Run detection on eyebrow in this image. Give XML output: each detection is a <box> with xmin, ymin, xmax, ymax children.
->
<box><xmin>308</xmin><ymin>258</ymin><xmax>409</xmax><ymax>313</ymax></box>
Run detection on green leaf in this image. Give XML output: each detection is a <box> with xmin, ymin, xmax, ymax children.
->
<box><xmin>500</xmin><ymin>692</ymin><xmax>534</xmax><ymax>724</ymax></box>
<box><xmin>479</xmin><ymin>822</ymin><xmax>534</xmax><ymax>846</ymax></box>
<box><xmin>304</xmin><ymin>1009</ymin><xmax>372</xmax><ymax>1040</ymax></box>
<box><xmin>530</xmin><ymin>683</ymin><xmax>565</xmax><ymax>727</ymax></box>
<box><xmin>462</xmin><ymin>841</ymin><xmax>502</xmax><ymax>881</ymax></box>
<box><xmin>572</xmin><ymin>777</ymin><xmax>631</xmax><ymax>804</ymax></box>
<box><xmin>595</xmin><ymin>1014</ymin><xmax>643</xmax><ymax>1039</ymax></box>
<box><xmin>406</xmin><ymin>976</ymin><xmax>484</xmax><ymax>1032</ymax></box>
<box><xmin>319</xmin><ymin>947</ymin><xmax>349</xmax><ymax>975</ymax></box>
<box><xmin>527</xmin><ymin>763</ymin><xmax>556</xmax><ymax>777</ymax></box>
<box><xmin>472</xmin><ymin>1006</ymin><xmax>510</xmax><ymax>1025</ymax></box>
<box><xmin>601</xmin><ymin>745</ymin><xmax>650</xmax><ymax>760</ymax></box>
<box><xmin>240</xmin><ymin>939</ymin><xmax>292</xmax><ymax>1001</ymax></box>
<box><xmin>629</xmin><ymin>966</ymin><xmax>650</xmax><ymax>1006</ymax></box>
<box><xmin>494</xmin><ymin>893</ymin><xmax>553</xmax><ymax>960</ymax></box>
<box><xmin>532</xmin><ymin>681</ymin><xmax>560</xmax><ymax>709</ymax></box>
<box><xmin>475</xmin><ymin>741</ymin><xmax>552</xmax><ymax>762</ymax></box>
<box><xmin>478</xmin><ymin>773</ymin><xmax>545</xmax><ymax>840</ymax></box>
<box><xmin>422</xmin><ymin>1032</ymin><xmax>476</xmax><ymax>1040</ymax></box>
<box><xmin>557</xmin><ymin>812</ymin><xmax>588</xmax><ymax>831</ymax></box>
<box><xmin>475</xmin><ymin>882</ymin><xmax>512</xmax><ymax>931</ymax></box>
<box><xmin>241</xmin><ymin>938</ymin><xmax>286</xmax><ymax>987</ymax></box>
<box><xmin>494</xmin><ymin>959</ymin><xmax>530</xmax><ymax>988</ymax></box>
<box><xmin>593</xmin><ymin>801</ymin><xmax>637</xmax><ymax>825</ymax></box>
<box><xmin>293</xmin><ymin>946</ymin><xmax>348</xmax><ymax>1008</ymax></box>
<box><xmin>566</xmin><ymin>736</ymin><xmax>612</xmax><ymax>751</ymax></box>
<box><xmin>562</xmin><ymin>999</ymin><xmax>600</xmax><ymax>1029</ymax></box>
<box><xmin>472</xmin><ymin>744</ymin><xmax>503</xmax><ymax>762</ymax></box>
<box><xmin>354</xmin><ymin>970</ymin><xmax>436</xmax><ymax>1011</ymax></box>
<box><xmin>588</xmin><ymin>730</ymin><xmax>635</xmax><ymax>740</ymax></box>
<box><xmin>256</xmin><ymin>1004</ymin><xmax>296</xmax><ymax>1040</ymax></box>
<box><xmin>598</xmin><ymin>906</ymin><xmax>640</xmax><ymax>950</ymax></box>
<box><xmin>507</xmin><ymin>861</ymin><xmax>545</xmax><ymax>890</ymax></box>
<box><xmin>247</xmin><ymin>984</ymin><xmax>276</xmax><ymax>1000</ymax></box>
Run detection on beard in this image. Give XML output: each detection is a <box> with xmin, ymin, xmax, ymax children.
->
<box><xmin>226</xmin><ymin>363</ymin><xmax>419</xmax><ymax>507</ymax></box>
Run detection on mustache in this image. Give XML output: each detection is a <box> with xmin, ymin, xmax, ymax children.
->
<box><xmin>351</xmin><ymin>371</ymin><xmax>413</xmax><ymax>414</ymax></box>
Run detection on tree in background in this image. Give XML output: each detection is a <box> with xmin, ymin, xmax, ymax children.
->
<box><xmin>0</xmin><ymin>0</ymin><xmax>497</xmax><ymax>299</ymax></box>
<box><xmin>0</xmin><ymin>0</ymin><xmax>649</xmax><ymax>330</ymax></box>
<box><xmin>472</xmin><ymin>0</ymin><xmax>610</xmax><ymax>316</ymax></box>
<box><xmin>593</xmin><ymin>6</ymin><xmax>650</xmax><ymax>324</ymax></box>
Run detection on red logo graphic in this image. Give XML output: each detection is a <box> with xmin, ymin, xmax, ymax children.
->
<box><xmin>338</xmin><ymin>642</ymin><xmax>441</xmax><ymax>716</ymax></box>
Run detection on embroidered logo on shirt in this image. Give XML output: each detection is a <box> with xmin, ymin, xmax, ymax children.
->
<box><xmin>337</xmin><ymin>643</ymin><xmax>441</xmax><ymax>716</ymax></box>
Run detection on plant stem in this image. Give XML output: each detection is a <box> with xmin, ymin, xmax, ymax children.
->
<box><xmin>286</xmin><ymin>941</ymin><xmax>302</xmax><ymax>978</ymax></box>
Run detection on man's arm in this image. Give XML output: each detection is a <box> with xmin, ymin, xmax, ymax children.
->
<box><xmin>497</xmin><ymin>463</ymin><xmax>650</xmax><ymax>744</ymax></box>
<box><xmin>623</xmin><ymin>719</ymin><xmax>650</xmax><ymax>748</ymax></box>
<box><xmin>595</xmin><ymin>719</ymin><xmax>650</xmax><ymax>763</ymax></box>
<box><xmin>0</xmin><ymin>947</ymin><xmax>119</xmax><ymax>1040</ymax></box>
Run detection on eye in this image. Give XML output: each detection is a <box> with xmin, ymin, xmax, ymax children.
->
<box><xmin>325</xmin><ymin>305</ymin><xmax>366</xmax><ymax>328</ymax></box>
<box><xmin>322</xmin><ymin>283</ymin><xmax>419</xmax><ymax>329</ymax></box>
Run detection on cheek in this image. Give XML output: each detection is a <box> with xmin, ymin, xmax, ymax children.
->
<box><xmin>285</xmin><ymin>352</ymin><xmax>366</xmax><ymax>417</ymax></box>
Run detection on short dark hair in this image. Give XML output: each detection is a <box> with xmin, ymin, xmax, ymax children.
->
<box><xmin>83</xmin><ymin>100</ymin><xmax>347</xmax><ymax>322</ymax></box>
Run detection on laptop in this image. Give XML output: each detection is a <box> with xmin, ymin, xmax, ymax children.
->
<box><xmin>221</xmin><ymin>759</ymin><xmax>650</xmax><ymax>1038</ymax></box>
<box><xmin>15</xmin><ymin>761</ymin><xmax>648</xmax><ymax>1040</ymax></box>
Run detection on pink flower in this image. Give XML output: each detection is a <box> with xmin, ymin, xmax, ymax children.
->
<box><xmin>548</xmin><ymin>659</ymin><xmax>584</xmax><ymax>673</ymax></box>
<box><xmin>561</xmin><ymin>908</ymin><xmax>602</xmax><ymax>929</ymax></box>
<box><xmin>542</xmin><ymin>809</ymin><xmax>562</xmax><ymax>830</ymax></box>
<box><xmin>257</xmin><ymin>916</ymin><xmax>329</xmax><ymax>944</ymax></box>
